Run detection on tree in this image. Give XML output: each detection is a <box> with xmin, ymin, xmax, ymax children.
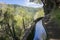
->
<box><xmin>0</xmin><ymin>5</ymin><xmax>20</xmax><ymax>40</ymax></box>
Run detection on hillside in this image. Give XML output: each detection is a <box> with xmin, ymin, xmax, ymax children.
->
<box><xmin>0</xmin><ymin>3</ymin><xmax>44</xmax><ymax>40</ymax></box>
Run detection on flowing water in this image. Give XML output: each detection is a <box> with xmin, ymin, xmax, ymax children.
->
<box><xmin>33</xmin><ymin>20</ymin><xmax>47</xmax><ymax>40</ymax></box>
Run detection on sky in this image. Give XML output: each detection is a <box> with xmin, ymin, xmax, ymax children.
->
<box><xmin>0</xmin><ymin>0</ymin><xmax>43</xmax><ymax>8</ymax></box>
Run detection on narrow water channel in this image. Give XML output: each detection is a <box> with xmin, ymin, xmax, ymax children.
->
<box><xmin>33</xmin><ymin>20</ymin><xmax>47</xmax><ymax>40</ymax></box>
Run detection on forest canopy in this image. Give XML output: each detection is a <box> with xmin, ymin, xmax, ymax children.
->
<box><xmin>0</xmin><ymin>3</ymin><xmax>44</xmax><ymax>40</ymax></box>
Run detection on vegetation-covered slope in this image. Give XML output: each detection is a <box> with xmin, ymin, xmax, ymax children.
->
<box><xmin>0</xmin><ymin>3</ymin><xmax>44</xmax><ymax>40</ymax></box>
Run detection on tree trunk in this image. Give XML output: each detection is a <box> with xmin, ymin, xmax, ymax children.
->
<box><xmin>12</xmin><ymin>21</ymin><xmax>20</xmax><ymax>40</ymax></box>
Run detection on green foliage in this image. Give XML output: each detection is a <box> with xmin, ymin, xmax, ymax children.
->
<box><xmin>51</xmin><ymin>8</ymin><xmax>60</xmax><ymax>25</ymax></box>
<box><xmin>0</xmin><ymin>3</ymin><xmax>44</xmax><ymax>40</ymax></box>
<box><xmin>34</xmin><ymin>8</ymin><xmax>44</xmax><ymax>20</ymax></box>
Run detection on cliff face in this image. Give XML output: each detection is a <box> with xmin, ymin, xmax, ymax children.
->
<box><xmin>41</xmin><ymin>0</ymin><xmax>60</xmax><ymax>15</ymax></box>
<box><xmin>43</xmin><ymin>14</ymin><xmax>60</xmax><ymax>39</ymax></box>
<box><xmin>42</xmin><ymin>0</ymin><xmax>60</xmax><ymax>39</ymax></box>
